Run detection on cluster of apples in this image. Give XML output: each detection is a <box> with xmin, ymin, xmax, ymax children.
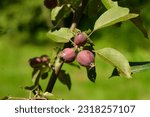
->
<box><xmin>60</xmin><ymin>33</ymin><xmax>95</xmax><ymax>68</ymax></box>
<box><xmin>43</xmin><ymin>0</ymin><xmax>95</xmax><ymax>68</ymax></box>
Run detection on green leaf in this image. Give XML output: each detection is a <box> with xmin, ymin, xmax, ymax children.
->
<box><xmin>25</xmin><ymin>69</ymin><xmax>41</xmax><ymax>91</ymax></box>
<box><xmin>110</xmin><ymin>62</ymin><xmax>150</xmax><ymax>78</ymax></box>
<box><xmin>93</xmin><ymin>7</ymin><xmax>138</xmax><ymax>31</ymax></box>
<box><xmin>51</xmin><ymin>5</ymin><xmax>72</xmax><ymax>26</ymax></box>
<box><xmin>41</xmin><ymin>72</ymin><xmax>49</xmax><ymax>80</ymax></box>
<box><xmin>47</xmin><ymin>27</ymin><xmax>74</xmax><ymax>43</ymax></box>
<box><xmin>96</xmin><ymin>48</ymin><xmax>131</xmax><ymax>78</ymax></box>
<box><xmin>131</xmin><ymin>64</ymin><xmax>150</xmax><ymax>74</ymax></box>
<box><xmin>51</xmin><ymin>6</ymin><xmax>63</xmax><ymax>21</ymax></box>
<box><xmin>58</xmin><ymin>70</ymin><xmax>71</xmax><ymax>90</ymax></box>
<box><xmin>31</xmin><ymin>69</ymin><xmax>38</xmax><ymax>80</ymax></box>
<box><xmin>24</xmin><ymin>85</ymin><xmax>38</xmax><ymax>91</ymax></box>
<box><xmin>101</xmin><ymin>0</ymin><xmax>118</xmax><ymax>9</ymax></box>
<box><xmin>131</xmin><ymin>62</ymin><xmax>150</xmax><ymax>74</ymax></box>
<box><xmin>86</xmin><ymin>66</ymin><xmax>96</xmax><ymax>83</ymax></box>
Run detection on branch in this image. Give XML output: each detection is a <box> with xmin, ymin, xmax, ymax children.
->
<box><xmin>45</xmin><ymin>0</ymin><xmax>89</xmax><ymax>93</ymax></box>
<box><xmin>45</xmin><ymin>57</ymin><xmax>63</xmax><ymax>92</ymax></box>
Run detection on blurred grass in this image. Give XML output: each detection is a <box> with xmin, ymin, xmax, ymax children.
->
<box><xmin>0</xmin><ymin>0</ymin><xmax>150</xmax><ymax>99</ymax></box>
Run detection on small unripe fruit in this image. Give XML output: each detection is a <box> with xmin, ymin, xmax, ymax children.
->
<box><xmin>74</xmin><ymin>33</ymin><xmax>87</xmax><ymax>47</ymax></box>
<box><xmin>41</xmin><ymin>55</ymin><xmax>50</xmax><ymax>64</ymax></box>
<box><xmin>61</xmin><ymin>48</ymin><xmax>76</xmax><ymax>63</ymax></box>
<box><xmin>29</xmin><ymin>57</ymin><xmax>42</xmax><ymax>68</ymax></box>
<box><xmin>77</xmin><ymin>50</ymin><xmax>94</xmax><ymax>67</ymax></box>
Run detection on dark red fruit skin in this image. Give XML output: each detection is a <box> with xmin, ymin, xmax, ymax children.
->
<box><xmin>61</xmin><ymin>48</ymin><xmax>76</xmax><ymax>63</ymax></box>
<box><xmin>29</xmin><ymin>57</ymin><xmax>42</xmax><ymax>68</ymax></box>
<box><xmin>44</xmin><ymin>0</ymin><xmax>57</xmax><ymax>9</ymax></box>
<box><xmin>77</xmin><ymin>50</ymin><xmax>94</xmax><ymax>67</ymax></box>
<box><xmin>41</xmin><ymin>55</ymin><xmax>50</xmax><ymax>64</ymax></box>
<box><xmin>74</xmin><ymin>33</ymin><xmax>87</xmax><ymax>47</ymax></box>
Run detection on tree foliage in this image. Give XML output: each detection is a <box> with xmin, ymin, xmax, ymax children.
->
<box><xmin>1</xmin><ymin>0</ymin><xmax>150</xmax><ymax>99</ymax></box>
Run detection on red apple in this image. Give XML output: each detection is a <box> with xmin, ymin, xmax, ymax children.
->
<box><xmin>77</xmin><ymin>50</ymin><xmax>94</xmax><ymax>67</ymax></box>
<box><xmin>74</xmin><ymin>33</ymin><xmax>87</xmax><ymax>47</ymax></box>
<box><xmin>61</xmin><ymin>48</ymin><xmax>76</xmax><ymax>63</ymax></box>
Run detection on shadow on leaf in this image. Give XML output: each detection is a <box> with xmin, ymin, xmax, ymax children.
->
<box><xmin>58</xmin><ymin>70</ymin><xmax>71</xmax><ymax>90</ymax></box>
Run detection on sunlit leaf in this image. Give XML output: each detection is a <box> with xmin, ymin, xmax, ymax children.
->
<box><xmin>47</xmin><ymin>27</ymin><xmax>74</xmax><ymax>43</ymax></box>
<box><xmin>51</xmin><ymin>6</ymin><xmax>63</xmax><ymax>21</ymax></box>
<box><xmin>25</xmin><ymin>70</ymin><xmax>41</xmax><ymax>91</ymax></box>
<box><xmin>94</xmin><ymin>6</ymin><xmax>138</xmax><ymax>31</ymax></box>
<box><xmin>32</xmin><ymin>69</ymin><xmax>41</xmax><ymax>83</ymax></box>
<box><xmin>110</xmin><ymin>62</ymin><xmax>150</xmax><ymax>78</ymax></box>
<box><xmin>96</xmin><ymin>48</ymin><xmax>131</xmax><ymax>78</ymax></box>
<box><xmin>58</xmin><ymin>70</ymin><xmax>71</xmax><ymax>90</ymax></box>
<box><xmin>101</xmin><ymin>0</ymin><xmax>118</xmax><ymax>9</ymax></box>
<box><xmin>51</xmin><ymin>5</ymin><xmax>71</xmax><ymax>26</ymax></box>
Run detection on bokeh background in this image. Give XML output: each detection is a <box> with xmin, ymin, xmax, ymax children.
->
<box><xmin>0</xmin><ymin>0</ymin><xmax>150</xmax><ymax>99</ymax></box>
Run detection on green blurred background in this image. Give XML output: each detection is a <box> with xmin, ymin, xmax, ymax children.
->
<box><xmin>0</xmin><ymin>0</ymin><xmax>150</xmax><ymax>99</ymax></box>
